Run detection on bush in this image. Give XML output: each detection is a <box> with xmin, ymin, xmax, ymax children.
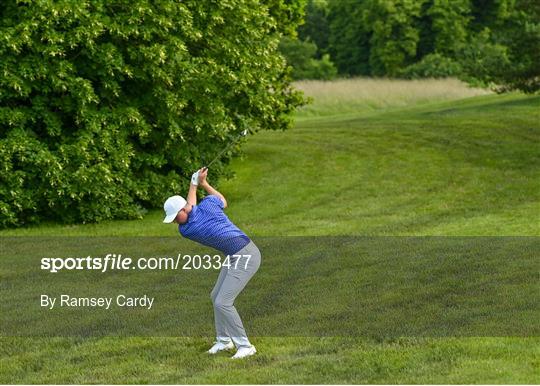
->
<box><xmin>0</xmin><ymin>0</ymin><xmax>306</xmax><ymax>228</ymax></box>
<box><xmin>460</xmin><ymin>1</ymin><xmax>540</xmax><ymax>93</ymax></box>
<box><xmin>278</xmin><ymin>36</ymin><xmax>337</xmax><ymax>80</ymax></box>
<box><xmin>400</xmin><ymin>53</ymin><xmax>463</xmax><ymax>79</ymax></box>
<box><xmin>456</xmin><ymin>29</ymin><xmax>512</xmax><ymax>89</ymax></box>
<box><xmin>299</xmin><ymin>54</ymin><xmax>337</xmax><ymax>80</ymax></box>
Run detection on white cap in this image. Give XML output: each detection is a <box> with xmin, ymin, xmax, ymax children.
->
<box><xmin>163</xmin><ymin>195</ymin><xmax>187</xmax><ymax>223</ymax></box>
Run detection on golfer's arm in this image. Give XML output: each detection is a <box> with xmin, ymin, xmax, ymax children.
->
<box><xmin>187</xmin><ymin>183</ymin><xmax>197</xmax><ymax>206</ymax></box>
<box><xmin>201</xmin><ymin>182</ymin><xmax>227</xmax><ymax>208</ymax></box>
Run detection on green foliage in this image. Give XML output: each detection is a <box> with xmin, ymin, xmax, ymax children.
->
<box><xmin>306</xmin><ymin>0</ymin><xmax>539</xmax><ymax>92</ymax></box>
<box><xmin>428</xmin><ymin>0</ymin><xmax>471</xmax><ymax>54</ymax></box>
<box><xmin>0</xmin><ymin>0</ymin><xmax>306</xmax><ymax>228</ymax></box>
<box><xmin>457</xmin><ymin>28</ymin><xmax>512</xmax><ymax>88</ymax></box>
<box><xmin>400</xmin><ymin>53</ymin><xmax>463</xmax><ymax>78</ymax></box>
<box><xmin>327</xmin><ymin>0</ymin><xmax>428</xmax><ymax>76</ymax></box>
<box><xmin>304</xmin><ymin>53</ymin><xmax>337</xmax><ymax>80</ymax></box>
<box><xmin>297</xmin><ymin>0</ymin><xmax>330</xmax><ymax>59</ymax></box>
<box><xmin>466</xmin><ymin>0</ymin><xmax>540</xmax><ymax>93</ymax></box>
<box><xmin>327</xmin><ymin>0</ymin><xmax>372</xmax><ymax>76</ymax></box>
<box><xmin>278</xmin><ymin>36</ymin><xmax>337</xmax><ymax>80</ymax></box>
<box><xmin>362</xmin><ymin>0</ymin><xmax>424</xmax><ymax>76</ymax></box>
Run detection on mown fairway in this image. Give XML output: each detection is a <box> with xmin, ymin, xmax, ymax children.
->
<box><xmin>1</xmin><ymin>79</ymin><xmax>539</xmax><ymax>383</ymax></box>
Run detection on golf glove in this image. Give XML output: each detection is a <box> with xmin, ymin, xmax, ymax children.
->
<box><xmin>191</xmin><ymin>171</ymin><xmax>200</xmax><ymax>186</ymax></box>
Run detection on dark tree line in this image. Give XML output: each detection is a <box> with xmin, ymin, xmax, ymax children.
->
<box><xmin>281</xmin><ymin>0</ymin><xmax>539</xmax><ymax>93</ymax></box>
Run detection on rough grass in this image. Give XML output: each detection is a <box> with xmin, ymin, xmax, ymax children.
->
<box><xmin>1</xmin><ymin>78</ymin><xmax>539</xmax><ymax>384</ymax></box>
<box><xmin>2</xmin><ymin>337</ymin><xmax>539</xmax><ymax>384</ymax></box>
<box><xmin>294</xmin><ymin>77</ymin><xmax>492</xmax><ymax>118</ymax></box>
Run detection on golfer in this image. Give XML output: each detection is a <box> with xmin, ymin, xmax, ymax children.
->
<box><xmin>163</xmin><ymin>167</ymin><xmax>260</xmax><ymax>359</ymax></box>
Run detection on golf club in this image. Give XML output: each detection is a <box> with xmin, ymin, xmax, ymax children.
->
<box><xmin>203</xmin><ymin>129</ymin><xmax>249</xmax><ymax>170</ymax></box>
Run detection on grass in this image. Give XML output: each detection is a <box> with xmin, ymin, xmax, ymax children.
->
<box><xmin>294</xmin><ymin>77</ymin><xmax>491</xmax><ymax>118</ymax></box>
<box><xmin>1</xmin><ymin>78</ymin><xmax>539</xmax><ymax>383</ymax></box>
<box><xmin>2</xmin><ymin>337</ymin><xmax>539</xmax><ymax>383</ymax></box>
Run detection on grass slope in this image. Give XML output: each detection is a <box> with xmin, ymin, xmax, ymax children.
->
<box><xmin>1</xmin><ymin>80</ymin><xmax>539</xmax><ymax>383</ymax></box>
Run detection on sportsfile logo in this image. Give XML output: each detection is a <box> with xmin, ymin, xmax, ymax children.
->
<box><xmin>40</xmin><ymin>253</ymin><xmax>253</xmax><ymax>273</ymax></box>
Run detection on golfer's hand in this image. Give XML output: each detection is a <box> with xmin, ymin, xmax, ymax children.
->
<box><xmin>198</xmin><ymin>167</ymin><xmax>208</xmax><ymax>185</ymax></box>
<box><xmin>190</xmin><ymin>171</ymin><xmax>200</xmax><ymax>186</ymax></box>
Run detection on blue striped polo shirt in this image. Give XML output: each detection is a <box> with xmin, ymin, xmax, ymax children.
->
<box><xmin>179</xmin><ymin>195</ymin><xmax>250</xmax><ymax>255</ymax></box>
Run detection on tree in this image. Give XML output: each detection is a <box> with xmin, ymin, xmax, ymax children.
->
<box><xmin>327</xmin><ymin>0</ymin><xmax>372</xmax><ymax>76</ymax></box>
<box><xmin>279</xmin><ymin>36</ymin><xmax>337</xmax><ymax>80</ymax></box>
<box><xmin>298</xmin><ymin>0</ymin><xmax>331</xmax><ymax>59</ymax></box>
<box><xmin>327</xmin><ymin>0</ymin><xmax>427</xmax><ymax>77</ymax></box>
<box><xmin>362</xmin><ymin>0</ymin><xmax>425</xmax><ymax>76</ymax></box>
<box><xmin>428</xmin><ymin>0</ymin><xmax>470</xmax><ymax>55</ymax></box>
<box><xmin>0</xmin><ymin>0</ymin><xmax>306</xmax><ymax>227</ymax></box>
<box><xmin>465</xmin><ymin>0</ymin><xmax>540</xmax><ymax>93</ymax></box>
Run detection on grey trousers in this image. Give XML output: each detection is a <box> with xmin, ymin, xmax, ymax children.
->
<box><xmin>210</xmin><ymin>240</ymin><xmax>261</xmax><ymax>348</ymax></box>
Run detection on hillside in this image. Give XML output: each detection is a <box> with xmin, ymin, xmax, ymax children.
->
<box><xmin>1</xmin><ymin>79</ymin><xmax>539</xmax><ymax>384</ymax></box>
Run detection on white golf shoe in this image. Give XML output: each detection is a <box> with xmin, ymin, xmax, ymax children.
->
<box><xmin>231</xmin><ymin>345</ymin><xmax>257</xmax><ymax>359</ymax></box>
<box><xmin>207</xmin><ymin>341</ymin><xmax>234</xmax><ymax>354</ymax></box>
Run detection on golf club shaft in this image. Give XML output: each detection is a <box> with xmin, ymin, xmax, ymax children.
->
<box><xmin>205</xmin><ymin>140</ymin><xmax>238</xmax><ymax>169</ymax></box>
<box><xmin>204</xmin><ymin>130</ymin><xmax>247</xmax><ymax>169</ymax></box>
